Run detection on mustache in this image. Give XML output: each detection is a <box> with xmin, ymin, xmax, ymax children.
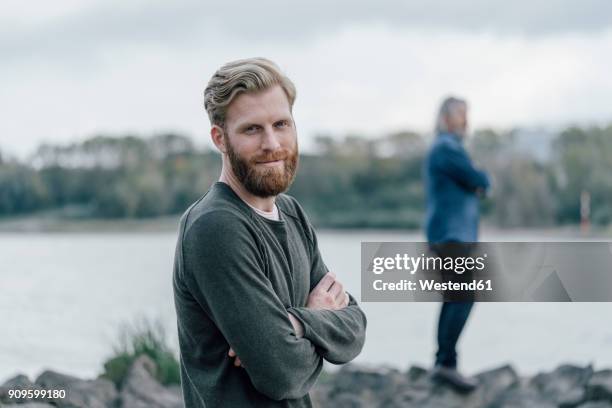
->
<box><xmin>251</xmin><ymin>149</ymin><xmax>292</xmax><ymax>164</ymax></box>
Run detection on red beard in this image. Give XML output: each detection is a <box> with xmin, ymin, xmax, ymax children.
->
<box><xmin>225</xmin><ymin>137</ymin><xmax>299</xmax><ymax>198</ymax></box>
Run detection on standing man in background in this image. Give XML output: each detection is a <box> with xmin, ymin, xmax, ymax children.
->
<box><xmin>424</xmin><ymin>96</ymin><xmax>490</xmax><ymax>391</ymax></box>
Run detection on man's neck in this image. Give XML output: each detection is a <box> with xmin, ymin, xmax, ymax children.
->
<box><xmin>219</xmin><ymin>167</ymin><xmax>277</xmax><ymax>212</ymax></box>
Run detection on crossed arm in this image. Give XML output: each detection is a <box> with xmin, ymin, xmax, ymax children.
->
<box><xmin>230</xmin><ymin>271</ymin><xmax>351</xmax><ymax>367</ymax></box>
<box><xmin>434</xmin><ymin>142</ymin><xmax>490</xmax><ymax>194</ymax></box>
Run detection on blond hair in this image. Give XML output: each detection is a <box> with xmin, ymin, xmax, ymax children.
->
<box><xmin>204</xmin><ymin>57</ymin><xmax>296</xmax><ymax>127</ymax></box>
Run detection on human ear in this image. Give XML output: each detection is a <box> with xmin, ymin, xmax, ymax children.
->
<box><xmin>211</xmin><ymin>125</ymin><xmax>227</xmax><ymax>153</ymax></box>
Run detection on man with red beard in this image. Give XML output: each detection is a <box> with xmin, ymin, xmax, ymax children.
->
<box><xmin>173</xmin><ymin>58</ymin><xmax>367</xmax><ymax>408</ymax></box>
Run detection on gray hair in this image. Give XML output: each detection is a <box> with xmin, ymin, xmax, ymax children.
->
<box><xmin>204</xmin><ymin>57</ymin><xmax>296</xmax><ymax>127</ymax></box>
<box><xmin>435</xmin><ymin>96</ymin><xmax>467</xmax><ymax>135</ymax></box>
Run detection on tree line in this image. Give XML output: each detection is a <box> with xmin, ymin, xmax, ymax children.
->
<box><xmin>0</xmin><ymin>124</ymin><xmax>610</xmax><ymax>229</ymax></box>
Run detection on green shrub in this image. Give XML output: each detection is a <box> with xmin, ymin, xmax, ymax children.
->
<box><xmin>101</xmin><ymin>317</ymin><xmax>180</xmax><ymax>387</ymax></box>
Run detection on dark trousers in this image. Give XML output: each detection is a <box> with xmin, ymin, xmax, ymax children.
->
<box><xmin>429</xmin><ymin>242</ymin><xmax>475</xmax><ymax>368</ymax></box>
<box><xmin>435</xmin><ymin>301</ymin><xmax>474</xmax><ymax>368</ymax></box>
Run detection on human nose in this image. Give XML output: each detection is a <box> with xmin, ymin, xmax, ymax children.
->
<box><xmin>260</xmin><ymin>126</ymin><xmax>281</xmax><ymax>151</ymax></box>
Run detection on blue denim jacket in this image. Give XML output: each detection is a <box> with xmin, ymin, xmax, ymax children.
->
<box><xmin>424</xmin><ymin>132</ymin><xmax>490</xmax><ymax>243</ymax></box>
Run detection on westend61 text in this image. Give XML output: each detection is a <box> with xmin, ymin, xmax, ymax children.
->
<box><xmin>373</xmin><ymin>279</ymin><xmax>493</xmax><ymax>292</ymax></box>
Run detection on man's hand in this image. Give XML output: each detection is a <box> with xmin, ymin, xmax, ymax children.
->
<box><xmin>288</xmin><ymin>312</ymin><xmax>304</xmax><ymax>338</ymax></box>
<box><xmin>228</xmin><ymin>348</ymin><xmax>243</xmax><ymax>367</ymax></box>
<box><xmin>306</xmin><ymin>272</ymin><xmax>349</xmax><ymax>310</ymax></box>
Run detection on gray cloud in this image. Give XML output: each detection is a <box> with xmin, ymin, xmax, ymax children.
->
<box><xmin>1</xmin><ymin>0</ymin><xmax>611</xmax><ymax>66</ymax></box>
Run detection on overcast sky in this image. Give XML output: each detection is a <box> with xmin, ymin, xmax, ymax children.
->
<box><xmin>2</xmin><ymin>0</ymin><xmax>612</xmax><ymax>157</ymax></box>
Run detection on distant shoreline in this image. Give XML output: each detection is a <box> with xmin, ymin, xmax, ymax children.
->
<box><xmin>0</xmin><ymin>214</ymin><xmax>183</xmax><ymax>233</ymax></box>
<box><xmin>0</xmin><ymin>214</ymin><xmax>610</xmax><ymax>238</ymax></box>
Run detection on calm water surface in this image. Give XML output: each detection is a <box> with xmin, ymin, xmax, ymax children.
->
<box><xmin>1</xmin><ymin>228</ymin><xmax>611</xmax><ymax>382</ymax></box>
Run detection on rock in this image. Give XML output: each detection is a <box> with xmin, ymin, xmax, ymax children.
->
<box><xmin>465</xmin><ymin>364</ymin><xmax>521</xmax><ymax>407</ymax></box>
<box><xmin>407</xmin><ymin>365</ymin><xmax>429</xmax><ymax>383</ymax></box>
<box><xmin>35</xmin><ymin>370</ymin><xmax>81</xmax><ymax>389</ymax></box>
<box><xmin>577</xmin><ymin>402</ymin><xmax>612</xmax><ymax>408</ymax></box>
<box><xmin>476</xmin><ymin>365</ymin><xmax>519</xmax><ymax>393</ymax></box>
<box><xmin>34</xmin><ymin>369</ymin><xmax>118</xmax><ymax>408</ymax></box>
<box><xmin>559</xmin><ymin>389</ymin><xmax>590</xmax><ymax>408</ymax></box>
<box><xmin>1</xmin><ymin>374</ymin><xmax>34</xmax><ymax>389</ymax></box>
<box><xmin>489</xmin><ymin>384</ymin><xmax>557</xmax><ymax>408</ymax></box>
<box><xmin>331</xmin><ymin>392</ymin><xmax>370</xmax><ymax>408</ymax></box>
<box><xmin>388</xmin><ymin>364</ymin><xmax>520</xmax><ymax>408</ymax></box>
<box><xmin>586</xmin><ymin>370</ymin><xmax>612</xmax><ymax>402</ymax></box>
<box><xmin>58</xmin><ymin>378</ymin><xmax>117</xmax><ymax>408</ymax></box>
<box><xmin>0</xmin><ymin>374</ymin><xmax>41</xmax><ymax>404</ymax></box>
<box><xmin>530</xmin><ymin>364</ymin><xmax>592</xmax><ymax>407</ymax></box>
<box><xmin>327</xmin><ymin>364</ymin><xmax>408</xmax><ymax>406</ymax></box>
<box><xmin>382</xmin><ymin>365</ymin><xmax>438</xmax><ymax>407</ymax></box>
<box><xmin>332</xmin><ymin>364</ymin><xmax>406</xmax><ymax>394</ymax></box>
<box><xmin>410</xmin><ymin>379</ymin><xmax>477</xmax><ymax>408</ymax></box>
<box><xmin>118</xmin><ymin>355</ymin><xmax>183</xmax><ymax>408</ymax></box>
<box><xmin>476</xmin><ymin>364</ymin><xmax>594</xmax><ymax>408</ymax></box>
<box><xmin>2</xmin><ymin>403</ymin><xmax>56</xmax><ymax>408</ymax></box>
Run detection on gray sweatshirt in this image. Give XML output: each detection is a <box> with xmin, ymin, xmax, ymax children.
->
<box><xmin>173</xmin><ymin>182</ymin><xmax>367</xmax><ymax>407</ymax></box>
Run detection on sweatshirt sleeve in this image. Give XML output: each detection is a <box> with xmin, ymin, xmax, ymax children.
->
<box><xmin>287</xmin><ymin>223</ymin><xmax>367</xmax><ymax>365</ymax></box>
<box><xmin>181</xmin><ymin>210</ymin><xmax>322</xmax><ymax>401</ymax></box>
<box><xmin>434</xmin><ymin>142</ymin><xmax>490</xmax><ymax>192</ymax></box>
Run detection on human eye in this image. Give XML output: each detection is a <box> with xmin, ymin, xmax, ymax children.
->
<box><xmin>274</xmin><ymin>120</ymin><xmax>290</xmax><ymax>129</ymax></box>
<box><xmin>244</xmin><ymin>124</ymin><xmax>261</xmax><ymax>134</ymax></box>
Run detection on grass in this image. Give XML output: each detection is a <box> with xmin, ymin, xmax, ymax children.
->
<box><xmin>101</xmin><ymin>317</ymin><xmax>180</xmax><ymax>387</ymax></box>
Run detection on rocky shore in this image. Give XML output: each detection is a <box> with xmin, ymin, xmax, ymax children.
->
<box><xmin>2</xmin><ymin>357</ymin><xmax>612</xmax><ymax>408</ymax></box>
<box><xmin>0</xmin><ymin>356</ymin><xmax>181</xmax><ymax>408</ymax></box>
<box><xmin>312</xmin><ymin>364</ymin><xmax>612</xmax><ymax>408</ymax></box>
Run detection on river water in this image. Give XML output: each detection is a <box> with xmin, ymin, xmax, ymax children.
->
<box><xmin>1</xmin><ymin>227</ymin><xmax>611</xmax><ymax>382</ymax></box>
